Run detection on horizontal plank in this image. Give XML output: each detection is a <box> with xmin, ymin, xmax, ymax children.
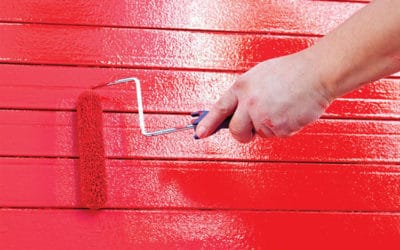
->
<box><xmin>0</xmin><ymin>65</ymin><xmax>398</xmax><ymax>119</ymax></box>
<box><xmin>1</xmin><ymin>209</ymin><xmax>399</xmax><ymax>249</ymax></box>
<box><xmin>0</xmin><ymin>0</ymin><xmax>364</xmax><ymax>36</ymax></box>
<box><xmin>0</xmin><ymin>110</ymin><xmax>398</xmax><ymax>162</ymax></box>
<box><xmin>2</xmin><ymin>64</ymin><xmax>398</xmax><ymax>100</ymax></box>
<box><xmin>1</xmin><ymin>158</ymin><xmax>400</xmax><ymax>210</ymax></box>
<box><xmin>2</xmin><ymin>24</ymin><xmax>399</xmax><ymax>78</ymax></box>
<box><xmin>0</xmin><ymin>23</ymin><xmax>314</xmax><ymax>71</ymax></box>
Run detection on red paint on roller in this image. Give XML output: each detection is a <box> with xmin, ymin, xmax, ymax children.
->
<box><xmin>76</xmin><ymin>90</ymin><xmax>107</xmax><ymax>209</ymax></box>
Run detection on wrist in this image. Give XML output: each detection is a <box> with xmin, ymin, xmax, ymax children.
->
<box><xmin>297</xmin><ymin>47</ymin><xmax>337</xmax><ymax>102</ymax></box>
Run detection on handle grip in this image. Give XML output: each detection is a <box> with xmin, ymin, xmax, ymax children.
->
<box><xmin>191</xmin><ymin>110</ymin><xmax>231</xmax><ymax>138</ymax></box>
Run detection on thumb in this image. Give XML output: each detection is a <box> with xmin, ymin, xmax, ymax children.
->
<box><xmin>195</xmin><ymin>89</ymin><xmax>238</xmax><ymax>139</ymax></box>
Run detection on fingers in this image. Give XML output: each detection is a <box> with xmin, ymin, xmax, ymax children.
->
<box><xmin>247</xmin><ymin>110</ymin><xmax>274</xmax><ymax>138</ymax></box>
<box><xmin>229</xmin><ymin>105</ymin><xmax>255</xmax><ymax>143</ymax></box>
<box><xmin>195</xmin><ymin>89</ymin><xmax>238</xmax><ymax>139</ymax></box>
<box><xmin>255</xmin><ymin>124</ymin><xmax>274</xmax><ymax>138</ymax></box>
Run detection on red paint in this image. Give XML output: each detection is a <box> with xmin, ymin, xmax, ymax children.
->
<box><xmin>325</xmin><ymin>98</ymin><xmax>400</xmax><ymax>119</ymax></box>
<box><xmin>0</xmin><ymin>0</ymin><xmax>364</xmax><ymax>36</ymax></box>
<box><xmin>0</xmin><ymin>110</ymin><xmax>398</xmax><ymax>162</ymax></box>
<box><xmin>0</xmin><ymin>23</ymin><xmax>316</xmax><ymax>71</ymax></box>
<box><xmin>1</xmin><ymin>158</ymin><xmax>400</xmax><ymax>211</ymax></box>
<box><xmin>76</xmin><ymin>91</ymin><xmax>107</xmax><ymax>209</ymax></box>
<box><xmin>0</xmin><ymin>65</ymin><xmax>398</xmax><ymax>119</ymax></box>
<box><xmin>1</xmin><ymin>23</ymin><xmax>395</xmax><ymax>78</ymax></box>
<box><xmin>1</xmin><ymin>209</ymin><xmax>399</xmax><ymax>249</ymax></box>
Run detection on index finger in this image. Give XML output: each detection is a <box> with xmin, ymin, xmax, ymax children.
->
<box><xmin>195</xmin><ymin>89</ymin><xmax>238</xmax><ymax>139</ymax></box>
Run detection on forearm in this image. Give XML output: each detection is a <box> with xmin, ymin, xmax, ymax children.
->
<box><xmin>305</xmin><ymin>0</ymin><xmax>400</xmax><ymax>98</ymax></box>
<box><xmin>195</xmin><ymin>0</ymin><xmax>400</xmax><ymax>141</ymax></box>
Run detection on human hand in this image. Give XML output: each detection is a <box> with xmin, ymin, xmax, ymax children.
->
<box><xmin>195</xmin><ymin>52</ymin><xmax>334</xmax><ymax>143</ymax></box>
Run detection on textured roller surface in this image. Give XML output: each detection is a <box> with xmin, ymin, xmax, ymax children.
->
<box><xmin>76</xmin><ymin>90</ymin><xmax>107</xmax><ymax>209</ymax></box>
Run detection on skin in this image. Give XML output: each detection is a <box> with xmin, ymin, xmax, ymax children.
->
<box><xmin>195</xmin><ymin>0</ymin><xmax>400</xmax><ymax>143</ymax></box>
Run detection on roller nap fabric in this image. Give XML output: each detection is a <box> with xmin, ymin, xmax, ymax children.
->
<box><xmin>76</xmin><ymin>90</ymin><xmax>107</xmax><ymax>209</ymax></box>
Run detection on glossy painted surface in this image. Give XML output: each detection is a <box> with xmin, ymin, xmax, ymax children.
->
<box><xmin>2</xmin><ymin>23</ymin><xmax>398</xmax><ymax>77</ymax></box>
<box><xmin>0</xmin><ymin>110</ymin><xmax>398</xmax><ymax>162</ymax></box>
<box><xmin>1</xmin><ymin>209</ymin><xmax>399</xmax><ymax>250</ymax></box>
<box><xmin>0</xmin><ymin>23</ymin><xmax>316</xmax><ymax>71</ymax></box>
<box><xmin>0</xmin><ymin>64</ymin><xmax>398</xmax><ymax>119</ymax></box>
<box><xmin>1</xmin><ymin>158</ymin><xmax>400</xmax><ymax>211</ymax></box>
<box><xmin>0</xmin><ymin>0</ymin><xmax>364</xmax><ymax>35</ymax></box>
<box><xmin>0</xmin><ymin>0</ymin><xmax>398</xmax><ymax>248</ymax></box>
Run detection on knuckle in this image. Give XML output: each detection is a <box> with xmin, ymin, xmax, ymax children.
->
<box><xmin>232</xmin><ymin>78</ymin><xmax>246</xmax><ymax>91</ymax></box>
<box><xmin>261</xmin><ymin>117</ymin><xmax>274</xmax><ymax>129</ymax></box>
<box><xmin>232</xmin><ymin>78</ymin><xmax>250</xmax><ymax>96</ymax></box>
<box><xmin>251</xmin><ymin>115</ymin><xmax>274</xmax><ymax>138</ymax></box>
<box><xmin>214</xmin><ymin>100</ymin><xmax>232</xmax><ymax>115</ymax></box>
<box><xmin>229</xmin><ymin>125</ymin><xmax>243</xmax><ymax>138</ymax></box>
<box><xmin>256</xmin><ymin>126</ymin><xmax>274</xmax><ymax>138</ymax></box>
<box><xmin>229</xmin><ymin>126</ymin><xmax>252</xmax><ymax>143</ymax></box>
<box><xmin>246</xmin><ymin>97</ymin><xmax>258</xmax><ymax>108</ymax></box>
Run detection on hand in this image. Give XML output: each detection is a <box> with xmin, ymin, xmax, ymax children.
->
<box><xmin>195</xmin><ymin>51</ymin><xmax>334</xmax><ymax>143</ymax></box>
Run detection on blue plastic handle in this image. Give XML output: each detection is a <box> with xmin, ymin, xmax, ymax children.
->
<box><xmin>191</xmin><ymin>110</ymin><xmax>231</xmax><ymax>138</ymax></box>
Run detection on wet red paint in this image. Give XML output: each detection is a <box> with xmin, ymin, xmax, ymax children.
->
<box><xmin>76</xmin><ymin>91</ymin><xmax>107</xmax><ymax>209</ymax></box>
<box><xmin>0</xmin><ymin>0</ymin><xmax>364</xmax><ymax>35</ymax></box>
<box><xmin>0</xmin><ymin>0</ymin><xmax>398</xmax><ymax>248</ymax></box>
<box><xmin>0</xmin><ymin>110</ymin><xmax>398</xmax><ymax>162</ymax></box>
<box><xmin>0</xmin><ymin>65</ymin><xmax>398</xmax><ymax>119</ymax></box>
<box><xmin>0</xmin><ymin>23</ymin><xmax>316</xmax><ymax>71</ymax></box>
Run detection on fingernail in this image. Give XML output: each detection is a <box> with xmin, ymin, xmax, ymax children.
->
<box><xmin>195</xmin><ymin>125</ymin><xmax>206</xmax><ymax>138</ymax></box>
